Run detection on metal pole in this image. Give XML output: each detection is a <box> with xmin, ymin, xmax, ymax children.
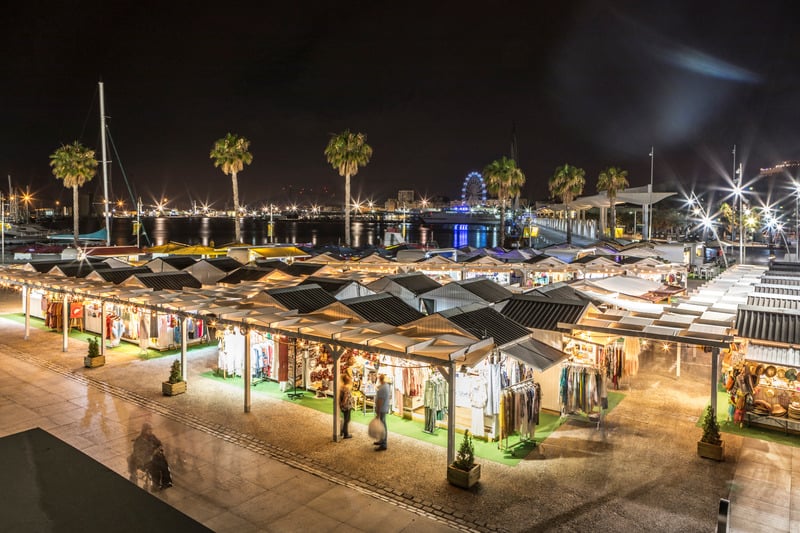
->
<box><xmin>244</xmin><ymin>327</ymin><xmax>251</xmax><ymax>413</ymax></box>
<box><xmin>739</xmin><ymin>164</ymin><xmax>744</xmax><ymax>265</ymax></box>
<box><xmin>181</xmin><ymin>317</ymin><xmax>188</xmax><ymax>383</ymax></box>
<box><xmin>711</xmin><ymin>347</ymin><xmax>719</xmax><ymax>415</ymax></box>
<box><xmin>99</xmin><ymin>81</ymin><xmax>111</xmax><ymax>246</ymax></box>
<box><xmin>1</xmin><ymin>191</ymin><xmax>4</xmax><ymax>264</ymax></box>
<box><xmin>648</xmin><ymin>147</ymin><xmax>654</xmax><ymax>241</ymax></box>
<box><xmin>137</xmin><ymin>197</ymin><xmax>142</xmax><ymax>249</ymax></box>
<box><xmin>23</xmin><ymin>286</ymin><xmax>30</xmax><ymax>340</ymax></box>
<box><xmin>62</xmin><ymin>295</ymin><xmax>69</xmax><ymax>352</ymax></box>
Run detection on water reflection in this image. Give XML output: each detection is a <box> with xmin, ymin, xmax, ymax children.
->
<box><xmin>111</xmin><ymin>218</ymin><xmax>507</xmax><ymax>250</ymax></box>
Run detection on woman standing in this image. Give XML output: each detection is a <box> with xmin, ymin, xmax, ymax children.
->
<box><xmin>340</xmin><ymin>374</ymin><xmax>355</xmax><ymax>439</ymax></box>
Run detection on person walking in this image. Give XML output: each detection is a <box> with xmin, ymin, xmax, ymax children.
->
<box><xmin>374</xmin><ymin>373</ymin><xmax>390</xmax><ymax>451</ymax></box>
<box><xmin>339</xmin><ymin>374</ymin><xmax>355</xmax><ymax>439</ymax></box>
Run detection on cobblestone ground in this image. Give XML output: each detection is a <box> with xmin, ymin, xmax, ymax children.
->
<box><xmin>0</xmin><ymin>288</ymin><xmax>735</xmax><ymax>532</ymax></box>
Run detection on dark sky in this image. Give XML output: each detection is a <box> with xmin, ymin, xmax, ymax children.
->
<box><xmin>3</xmin><ymin>1</ymin><xmax>800</xmax><ymax>210</ymax></box>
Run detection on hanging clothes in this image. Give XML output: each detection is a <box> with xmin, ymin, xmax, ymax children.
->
<box><xmin>559</xmin><ymin>363</ymin><xmax>605</xmax><ymax>415</ymax></box>
<box><xmin>498</xmin><ymin>380</ymin><xmax>541</xmax><ymax>444</ymax></box>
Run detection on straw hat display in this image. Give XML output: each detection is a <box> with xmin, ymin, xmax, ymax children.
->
<box><xmin>771</xmin><ymin>404</ymin><xmax>787</xmax><ymax>417</ymax></box>
<box><xmin>789</xmin><ymin>402</ymin><xmax>800</xmax><ymax>420</ymax></box>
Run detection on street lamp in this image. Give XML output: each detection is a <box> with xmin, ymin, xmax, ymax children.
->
<box><xmin>734</xmin><ymin>163</ymin><xmax>744</xmax><ymax>265</ymax></box>
<box><xmin>648</xmin><ymin>146</ymin><xmax>654</xmax><ymax>241</ymax></box>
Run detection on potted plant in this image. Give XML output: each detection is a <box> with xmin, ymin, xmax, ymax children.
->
<box><xmin>83</xmin><ymin>336</ymin><xmax>105</xmax><ymax>368</ymax></box>
<box><xmin>162</xmin><ymin>359</ymin><xmax>187</xmax><ymax>396</ymax></box>
<box><xmin>447</xmin><ymin>430</ymin><xmax>481</xmax><ymax>489</ymax></box>
<box><xmin>697</xmin><ymin>405</ymin><xmax>724</xmax><ymax>461</ymax></box>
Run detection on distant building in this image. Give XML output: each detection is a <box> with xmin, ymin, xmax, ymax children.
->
<box><xmin>397</xmin><ymin>190</ymin><xmax>415</xmax><ymax>206</ymax></box>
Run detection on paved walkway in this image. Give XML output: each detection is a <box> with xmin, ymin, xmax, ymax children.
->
<box><xmin>0</xmin><ymin>343</ymin><xmax>464</xmax><ymax>532</ymax></box>
<box><xmin>0</xmin><ymin>288</ymin><xmax>797</xmax><ymax>532</ymax></box>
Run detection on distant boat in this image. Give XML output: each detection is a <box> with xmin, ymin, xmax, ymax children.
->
<box><xmin>49</xmin><ymin>228</ymin><xmax>108</xmax><ymax>243</ymax></box>
<box><xmin>1</xmin><ymin>223</ymin><xmax>52</xmax><ymax>243</ymax></box>
<box><xmin>421</xmin><ymin>209</ymin><xmax>500</xmax><ymax>225</ymax></box>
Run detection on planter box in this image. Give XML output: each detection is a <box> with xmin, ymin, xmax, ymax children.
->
<box><xmin>447</xmin><ymin>463</ymin><xmax>481</xmax><ymax>489</ymax></box>
<box><xmin>697</xmin><ymin>440</ymin><xmax>724</xmax><ymax>461</ymax></box>
<box><xmin>84</xmin><ymin>355</ymin><xmax>105</xmax><ymax>368</ymax></box>
<box><xmin>162</xmin><ymin>380</ymin><xmax>187</xmax><ymax>396</ymax></box>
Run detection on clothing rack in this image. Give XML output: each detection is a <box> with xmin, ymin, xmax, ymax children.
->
<box><xmin>286</xmin><ymin>339</ymin><xmax>305</xmax><ymax>399</ymax></box>
<box><xmin>422</xmin><ymin>373</ymin><xmax>448</xmax><ymax>434</ymax></box>
<box><xmin>559</xmin><ymin>361</ymin><xmax>605</xmax><ymax>430</ymax></box>
<box><xmin>498</xmin><ymin>377</ymin><xmax>541</xmax><ymax>454</ymax></box>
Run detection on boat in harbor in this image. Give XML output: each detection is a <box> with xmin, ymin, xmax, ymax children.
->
<box><xmin>1</xmin><ymin>222</ymin><xmax>53</xmax><ymax>243</ymax></box>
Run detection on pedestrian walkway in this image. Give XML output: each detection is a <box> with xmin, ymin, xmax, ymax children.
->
<box><xmin>0</xmin><ymin>289</ymin><xmax>795</xmax><ymax>532</ymax></box>
<box><xmin>0</xmin><ymin>342</ymin><xmax>465</xmax><ymax>532</ymax></box>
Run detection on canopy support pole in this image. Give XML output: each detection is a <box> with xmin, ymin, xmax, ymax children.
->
<box><xmin>100</xmin><ymin>301</ymin><xmax>105</xmax><ymax>357</ymax></box>
<box><xmin>62</xmin><ymin>295</ymin><xmax>69</xmax><ymax>352</ymax></box>
<box><xmin>711</xmin><ymin>347</ymin><xmax>719</xmax><ymax>415</ymax></box>
<box><xmin>244</xmin><ymin>326</ymin><xmax>251</xmax><ymax>413</ymax></box>
<box><xmin>23</xmin><ymin>286</ymin><xmax>30</xmax><ymax>340</ymax></box>
<box><xmin>181</xmin><ymin>316</ymin><xmax>188</xmax><ymax>383</ymax></box>
<box><xmin>438</xmin><ymin>363</ymin><xmax>456</xmax><ymax>466</ymax></box>
<box><xmin>327</xmin><ymin>344</ymin><xmax>344</xmax><ymax>442</ymax></box>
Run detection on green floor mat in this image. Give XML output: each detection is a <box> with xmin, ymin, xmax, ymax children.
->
<box><xmin>0</xmin><ymin>313</ymin><xmax>209</xmax><ymax>360</ymax></box>
<box><xmin>201</xmin><ymin>371</ymin><xmax>626</xmax><ymax>466</ymax></box>
<box><xmin>695</xmin><ymin>389</ymin><xmax>800</xmax><ymax>448</ymax></box>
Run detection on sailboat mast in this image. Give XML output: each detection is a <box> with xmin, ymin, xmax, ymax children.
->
<box><xmin>99</xmin><ymin>81</ymin><xmax>111</xmax><ymax>246</ymax></box>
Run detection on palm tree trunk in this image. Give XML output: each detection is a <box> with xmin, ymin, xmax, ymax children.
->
<box><xmin>610</xmin><ymin>196</ymin><xmax>616</xmax><ymax>239</ymax></box>
<box><xmin>500</xmin><ymin>199</ymin><xmax>506</xmax><ymax>246</ymax></box>
<box><xmin>345</xmin><ymin>172</ymin><xmax>351</xmax><ymax>246</ymax></box>
<box><xmin>565</xmin><ymin>204</ymin><xmax>572</xmax><ymax>245</ymax></box>
<box><xmin>231</xmin><ymin>172</ymin><xmax>240</xmax><ymax>243</ymax></box>
<box><xmin>72</xmin><ymin>185</ymin><xmax>80</xmax><ymax>247</ymax></box>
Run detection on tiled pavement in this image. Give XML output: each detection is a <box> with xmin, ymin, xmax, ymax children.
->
<box><xmin>0</xmin><ymin>342</ymin><xmax>468</xmax><ymax>532</ymax></box>
<box><xmin>1</xmin><ymin>292</ymin><xmax>798</xmax><ymax>532</ymax></box>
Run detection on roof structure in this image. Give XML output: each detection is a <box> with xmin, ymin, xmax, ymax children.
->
<box><xmin>88</xmin><ymin>267</ymin><xmax>152</xmax><ymax>284</ymax></box>
<box><xmin>217</xmin><ymin>267</ymin><xmax>275</xmax><ymax>285</ymax></box>
<box><xmin>299</xmin><ymin>276</ymin><xmax>356</xmax><ymax>294</ymax></box>
<box><xmin>499</xmin><ymin>294</ymin><xmax>590</xmax><ymax>331</ymax></box>
<box><xmin>266</xmin><ymin>284</ymin><xmax>337</xmax><ymax>313</ymax></box>
<box><xmin>375</xmin><ymin>272</ymin><xmax>442</xmax><ymax>295</ymax></box>
<box><xmin>146</xmin><ymin>256</ymin><xmax>198</xmax><ymax>272</ymax></box>
<box><xmin>340</xmin><ymin>293</ymin><xmax>424</xmax><ymax>326</ymax></box>
<box><xmin>125</xmin><ymin>271</ymin><xmax>203</xmax><ymax>291</ymax></box>
<box><xmin>454</xmin><ymin>278</ymin><xmax>512</xmax><ymax>303</ymax></box>
<box><xmin>440</xmin><ymin>305</ymin><xmax>530</xmax><ymax>345</ymax></box>
<box><xmin>49</xmin><ymin>263</ymin><xmax>97</xmax><ymax>278</ymax></box>
<box><xmin>284</xmin><ymin>262</ymin><xmax>326</xmax><ymax>277</ymax></box>
<box><xmin>558</xmin><ymin>265</ymin><xmax>768</xmax><ymax>348</ymax></box>
<box><xmin>203</xmin><ymin>257</ymin><xmax>245</xmax><ymax>272</ymax></box>
<box><xmin>736</xmin><ymin>306</ymin><xmax>800</xmax><ymax>345</ymax></box>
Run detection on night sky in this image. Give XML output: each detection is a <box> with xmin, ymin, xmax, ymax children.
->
<box><xmin>3</xmin><ymin>1</ymin><xmax>800</xmax><ymax>210</ymax></box>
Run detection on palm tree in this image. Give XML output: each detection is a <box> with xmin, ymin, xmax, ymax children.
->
<box><xmin>49</xmin><ymin>142</ymin><xmax>98</xmax><ymax>246</ymax></box>
<box><xmin>596</xmin><ymin>166</ymin><xmax>629</xmax><ymax>238</ymax></box>
<box><xmin>210</xmin><ymin>133</ymin><xmax>253</xmax><ymax>244</ymax></box>
<box><xmin>483</xmin><ymin>157</ymin><xmax>526</xmax><ymax>246</ymax></box>
<box><xmin>719</xmin><ymin>202</ymin><xmax>736</xmax><ymax>240</ymax></box>
<box><xmin>324</xmin><ymin>130</ymin><xmax>373</xmax><ymax>246</ymax></box>
<box><xmin>548</xmin><ymin>164</ymin><xmax>586</xmax><ymax>245</ymax></box>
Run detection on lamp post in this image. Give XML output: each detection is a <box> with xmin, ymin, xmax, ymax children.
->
<box><xmin>648</xmin><ymin>147</ymin><xmax>654</xmax><ymax>241</ymax></box>
<box><xmin>795</xmin><ymin>183</ymin><xmax>800</xmax><ymax>261</ymax></box>
<box><xmin>737</xmin><ymin>163</ymin><xmax>744</xmax><ymax>265</ymax></box>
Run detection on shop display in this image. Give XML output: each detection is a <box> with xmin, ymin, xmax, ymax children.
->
<box><xmin>559</xmin><ymin>361</ymin><xmax>606</xmax><ymax>418</ymax></box>
<box><xmin>725</xmin><ymin>354</ymin><xmax>800</xmax><ymax>431</ymax></box>
<box><xmin>498</xmin><ymin>379</ymin><xmax>541</xmax><ymax>450</ymax></box>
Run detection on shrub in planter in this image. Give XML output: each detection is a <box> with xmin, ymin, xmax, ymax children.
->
<box><xmin>697</xmin><ymin>405</ymin><xmax>724</xmax><ymax>461</ymax></box>
<box><xmin>162</xmin><ymin>359</ymin><xmax>186</xmax><ymax>396</ymax></box>
<box><xmin>447</xmin><ymin>430</ymin><xmax>481</xmax><ymax>488</ymax></box>
<box><xmin>83</xmin><ymin>337</ymin><xmax>105</xmax><ymax>368</ymax></box>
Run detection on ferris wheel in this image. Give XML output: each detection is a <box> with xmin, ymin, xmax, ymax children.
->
<box><xmin>461</xmin><ymin>171</ymin><xmax>487</xmax><ymax>206</ymax></box>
